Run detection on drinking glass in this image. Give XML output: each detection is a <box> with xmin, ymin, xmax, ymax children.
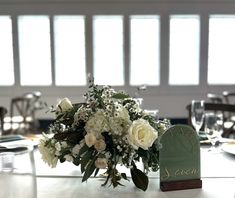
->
<box><xmin>204</xmin><ymin>112</ymin><xmax>223</xmax><ymax>151</ymax></box>
<box><xmin>191</xmin><ymin>100</ymin><xmax>205</xmax><ymax>135</ymax></box>
<box><xmin>0</xmin><ymin>145</ymin><xmax>37</xmax><ymax>198</ymax></box>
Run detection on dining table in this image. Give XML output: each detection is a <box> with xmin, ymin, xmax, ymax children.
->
<box><xmin>34</xmin><ymin>142</ymin><xmax>235</xmax><ymax>198</ymax></box>
<box><xmin>1</xmin><ymin>137</ymin><xmax>235</xmax><ymax>198</ymax></box>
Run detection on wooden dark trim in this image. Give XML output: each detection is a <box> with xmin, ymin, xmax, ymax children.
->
<box><xmin>160</xmin><ymin>179</ymin><xmax>202</xmax><ymax>191</ymax></box>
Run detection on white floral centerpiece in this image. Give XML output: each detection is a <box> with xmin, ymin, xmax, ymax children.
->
<box><xmin>38</xmin><ymin>80</ymin><xmax>170</xmax><ymax>191</ymax></box>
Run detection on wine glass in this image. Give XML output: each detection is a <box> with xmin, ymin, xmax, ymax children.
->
<box><xmin>191</xmin><ymin>100</ymin><xmax>205</xmax><ymax>135</ymax></box>
<box><xmin>204</xmin><ymin>112</ymin><xmax>223</xmax><ymax>152</ymax></box>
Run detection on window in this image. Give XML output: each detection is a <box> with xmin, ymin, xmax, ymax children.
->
<box><xmin>54</xmin><ymin>16</ymin><xmax>86</xmax><ymax>86</ymax></box>
<box><xmin>130</xmin><ymin>15</ymin><xmax>160</xmax><ymax>86</ymax></box>
<box><xmin>169</xmin><ymin>15</ymin><xmax>200</xmax><ymax>85</ymax></box>
<box><xmin>208</xmin><ymin>15</ymin><xmax>235</xmax><ymax>85</ymax></box>
<box><xmin>0</xmin><ymin>16</ymin><xmax>14</xmax><ymax>85</ymax></box>
<box><xmin>93</xmin><ymin>16</ymin><xmax>124</xmax><ymax>85</ymax></box>
<box><xmin>18</xmin><ymin>15</ymin><xmax>52</xmax><ymax>86</ymax></box>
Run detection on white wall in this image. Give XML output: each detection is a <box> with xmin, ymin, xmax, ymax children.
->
<box><xmin>0</xmin><ymin>0</ymin><xmax>235</xmax><ymax>119</ymax></box>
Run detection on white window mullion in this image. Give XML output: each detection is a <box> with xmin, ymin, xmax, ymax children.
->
<box><xmin>50</xmin><ymin>15</ymin><xmax>56</xmax><ymax>86</ymax></box>
<box><xmin>86</xmin><ymin>15</ymin><xmax>94</xmax><ymax>81</ymax></box>
<box><xmin>124</xmin><ymin>14</ymin><xmax>130</xmax><ymax>86</ymax></box>
<box><xmin>199</xmin><ymin>14</ymin><xmax>209</xmax><ymax>87</ymax></box>
<box><xmin>160</xmin><ymin>14</ymin><xmax>170</xmax><ymax>87</ymax></box>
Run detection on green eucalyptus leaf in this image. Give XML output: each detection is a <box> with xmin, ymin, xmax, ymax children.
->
<box><xmin>73</xmin><ymin>157</ymin><xmax>80</xmax><ymax>166</ymax></box>
<box><xmin>56</xmin><ymin>114</ymin><xmax>64</xmax><ymax>120</ymax></box>
<box><xmin>112</xmin><ymin>93</ymin><xmax>129</xmax><ymax>99</ymax></box>
<box><xmin>116</xmin><ymin>181</ymin><xmax>125</xmax><ymax>187</ymax></box>
<box><xmin>81</xmin><ymin>150</ymin><xmax>93</xmax><ymax>173</ymax></box>
<box><xmin>82</xmin><ymin>160</ymin><xmax>96</xmax><ymax>182</ymax></box>
<box><xmin>59</xmin><ymin>157</ymin><xmax>66</xmax><ymax>163</ymax></box>
<box><xmin>79</xmin><ymin>144</ymin><xmax>89</xmax><ymax>156</ymax></box>
<box><xmin>130</xmin><ymin>168</ymin><xmax>149</xmax><ymax>191</ymax></box>
<box><xmin>94</xmin><ymin>168</ymin><xmax>100</xmax><ymax>177</ymax></box>
<box><xmin>121</xmin><ymin>173</ymin><xmax>129</xmax><ymax>181</ymax></box>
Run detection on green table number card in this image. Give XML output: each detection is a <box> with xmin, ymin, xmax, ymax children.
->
<box><xmin>160</xmin><ymin>124</ymin><xmax>202</xmax><ymax>191</ymax></box>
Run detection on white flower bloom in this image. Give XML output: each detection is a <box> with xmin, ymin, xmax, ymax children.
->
<box><xmin>64</xmin><ymin>154</ymin><xmax>73</xmax><ymax>162</ymax></box>
<box><xmin>74</xmin><ymin>105</ymin><xmax>91</xmax><ymax>123</ymax></box>
<box><xmin>115</xmin><ymin>104</ymin><xmax>130</xmax><ymax>120</ymax></box>
<box><xmin>55</xmin><ymin>142</ymin><xmax>61</xmax><ymax>151</ymax></box>
<box><xmin>109</xmin><ymin>116</ymin><xmax>131</xmax><ymax>136</ymax></box>
<box><xmin>61</xmin><ymin>141</ymin><xmax>68</xmax><ymax>148</ymax></box>
<box><xmin>72</xmin><ymin>144</ymin><xmax>81</xmax><ymax>155</ymax></box>
<box><xmin>94</xmin><ymin>139</ymin><xmax>106</xmax><ymax>152</ymax></box>
<box><xmin>85</xmin><ymin>110</ymin><xmax>110</xmax><ymax>136</ymax></box>
<box><xmin>38</xmin><ymin>138</ymin><xmax>58</xmax><ymax>168</ymax></box>
<box><xmin>95</xmin><ymin>158</ymin><xmax>108</xmax><ymax>169</ymax></box>
<box><xmin>104</xmin><ymin>151</ymin><xmax>111</xmax><ymax>159</ymax></box>
<box><xmin>85</xmin><ymin>133</ymin><xmax>97</xmax><ymax>147</ymax></box>
<box><xmin>55</xmin><ymin>150</ymin><xmax>60</xmax><ymax>156</ymax></box>
<box><xmin>56</xmin><ymin>97</ymin><xmax>73</xmax><ymax>114</ymax></box>
<box><xmin>127</xmin><ymin>119</ymin><xmax>158</xmax><ymax>150</ymax></box>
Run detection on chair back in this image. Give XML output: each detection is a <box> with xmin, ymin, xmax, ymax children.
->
<box><xmin>223</xmin><ymin>91</ymin><xmax>235</xmax><ymax>104</ymax></box>
<box><xmin>207</xmin><ymin>93</ymin><xmax>223</xmax><ymax>104</ymax></box>
<box><xmin>9</xmin><ymin>91</ymin><xmax>43</xmax><ymax>134</ymax></box>
<box><xmin>0</xmin><ymin>107</ymin><xmax>7</xmax><ymax>133</ymax></box>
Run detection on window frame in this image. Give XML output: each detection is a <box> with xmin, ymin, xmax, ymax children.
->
<box><xmin>0</xmin><ymin>0</ymin><xmax>235</xmax><ymax>117</ymax></box>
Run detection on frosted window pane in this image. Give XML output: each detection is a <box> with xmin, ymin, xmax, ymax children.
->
<box><xmin>130</xmin><ymin>16</ymin><xmax>160</xmax><ymax>86</ymax></box>
<box><xmin>18</xmin><ymin>16</ymin><xmax>52</xmax><ymax>86</ymax></box>
<box><xmin>54</xmin><ymin>16</ymin><xmax>86</xmax><ymax>86</ymax></box>
<box><xmin>0</xmin><ymin>16</ymin><xmax>14</xmax><ymax>85</ymax></box>
<box><xmin>93</xmin><ymin>16</ymin><xmax>124</xmax><ymax>85</ymax></box>
<box><xmin>169</xmin><ymin>15</ymin><xmax>200</xmax><ymax>85</ymax></box>
<box><xmin>208</xmin><ymin>15</ymin><xmax>235</xmax><ymax>84</ymax></box>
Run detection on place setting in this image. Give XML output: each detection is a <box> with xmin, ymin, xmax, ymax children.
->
<box><xmin>190</xmin><ymin>100</ymin><xmax>235</xmax><ymax>155</ymax></box>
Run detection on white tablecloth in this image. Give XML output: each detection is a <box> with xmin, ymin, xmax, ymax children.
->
<box><xmin>1</xmin><ymin>138</ymin><xmax>235</xmax><ymax>198</ymax></box>
<box><xmin>34</xmin><ymin>147</ymin><xmax>235</xmax><ymax>198</ymax></box>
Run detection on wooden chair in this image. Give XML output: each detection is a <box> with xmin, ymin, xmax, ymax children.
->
<box><xmin>223</xmin><ymin>91</ymin><xmax>235</xmax><ymax>104</ymax></box>
<box><xmin>7</xmin><ymin>92</ymin><xmax>42</xmax><ymax>134</ymax></box>
<box><xmin>0</xmin><ymin>106</ymin><xmax>7</xmax><ymax>134</ymax></box>
<box><xmin>207</xmin><ymin>93</ymin><xmax>223</xmax><ymax>104</ymax></box>
<box><xmin>186</xmin><ymin>103</ymin><xmax>235</xmax><ymax>138</ymax></box>
<box><xmin>222</xmin><ymin>91</ymin><xmax>235</xmax><ymax>127</ymax></box>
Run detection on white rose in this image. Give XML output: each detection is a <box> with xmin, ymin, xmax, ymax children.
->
<box><xmin>94</xmin><ymin>139</ymin><xmax>106</xmax><ymax>152</ymax></box>
<box><xmin>127</xmin><ymin>119</ymin><xmax>158</xmax><ymax>150</ymax></box>
<box><xmin>56</xmin><ymin>97</ymin><xmax>73</xmax><ymax>114</ymax></box>
<box><xmin>38</xmin><ymin>138</ymin><xmax>58</xmax><ymax>168</ymax></box>
<box><xmin>85</xmin><ymin>133</ymin><xmax>97</xmax><ymax>147</ymax></box>
<box><xmin>95</xmin><ymin>158</ymin><xmax>108</xmax><ymax>169</ymax></box>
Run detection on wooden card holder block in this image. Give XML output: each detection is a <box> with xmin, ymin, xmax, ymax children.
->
<box><xmin>160</xmin><ymin>179</ymin><xmax>202</xmax><ymax>191</ymax></box>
